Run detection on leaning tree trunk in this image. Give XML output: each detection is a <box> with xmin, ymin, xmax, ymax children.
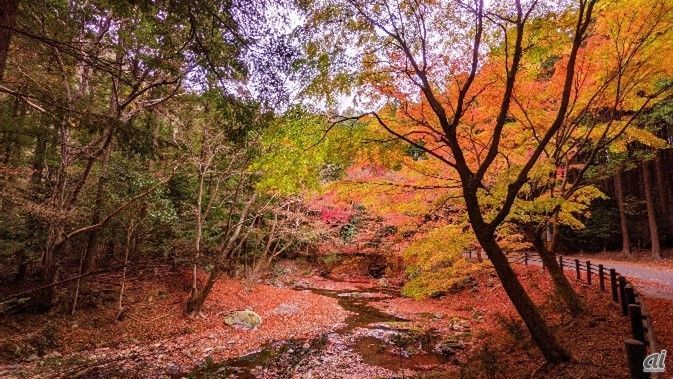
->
<box><xmin>0</xmin><ymin>0</ymin><xmax>19</xmax><ymax>81</ymax></box>
<box><xmin>185</xmin><ymin>267</ymin><xmax>219</xmax><ymax>315</ymax></box>
<box><xmin>614</xmin><ymin>170</ymin><xmax>631</xmax><ymax>255</ymax></box>
<box><xmin>476</xmin><ymin>231</ymin><xmax>572</xmax><ymax>363</ymax></box>
<box><xmin>524</xmin><ymin>227</ymin><xmax>583</xmax><ymax>316</ymax></box>
<box><xmin>642</xmin><ymin>161</ymin><xmax>662</xmax><ymax>259</ymax></box>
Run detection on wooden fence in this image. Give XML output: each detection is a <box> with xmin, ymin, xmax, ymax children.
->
<box><xmin>469</xmin><ymin>251</ymin><xmax>661</xmax><ymax>379</ymax></box>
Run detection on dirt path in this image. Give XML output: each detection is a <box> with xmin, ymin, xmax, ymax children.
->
<box><xmin>503</xmin><ymin>252</ymin><xmax>673</xmax><ymax>300</ymax></box>
<box><xmin>562</xmin><ymin>255</ymin><xmax>673</xmax><ymax>300</ymax></box>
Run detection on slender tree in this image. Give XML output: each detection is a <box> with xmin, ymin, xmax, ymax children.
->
<box><xmin>642</xmin><ymin>160</ymin><xmax>662</xmax><ymax>258</ymax></box>
<box><xmin>614</xmin><ymin>170</ymin><xmax>631</xmax><ymax>255</ymax></box>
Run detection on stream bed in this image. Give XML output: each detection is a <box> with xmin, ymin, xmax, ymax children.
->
<box><xmin>197</xmin><ymin>285</ymin><xmax>457</xmax><ymax>378</ymax></box>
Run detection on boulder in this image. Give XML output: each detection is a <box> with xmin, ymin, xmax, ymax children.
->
<box><xmin>224</xmin><ymin>310</ymin><xmax>262</xmax><ymax>330</ymax></box>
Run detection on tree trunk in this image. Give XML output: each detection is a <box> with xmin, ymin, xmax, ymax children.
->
<box><xmin>12</xmin><ymin>249</ymin><xmax>27</xmax><ymax>283</ymax></box>
<box><xmin>35</xmin><ymin>241</ymin><xmax>63</xmax><ymax>311</ymax></box>
<box><xmin>614</xmin><ymin>170</ymin><xmax>630</xmax><ymax>255</ymax></box>
<box><xmin>642</xmin><ymin>161</ymin><xmax>662</xmax><ymax>259</ymax></box>
<box><xmin>186</xmin><ymin>268</ymin><xmax>219</xmax><ymax>314</ymax></box>
<box><xmin>83</xmin><ymin>146</ymin><xmax>111</xmax><ymax>273</ymax></box>
<box><xmin>653</xmin><ymin>153</ymin><xmax>673</xmax><ymax>234</ymax></box>
<box><xmin>475</xmin><ymin>231</ymin><xmax>572</xmax><ymax>363</ymax></box>
<box><xmin>524</xmin><ymin>227</ymin><xmax>583</xmax><ymax>316</ymax></box>
<box><xmin>0</xmin><ymin>0</ymin><xmax>19</xmax><ymax>81</ymax></box>
<box><xmin>30</xmin><ymin>135</ymin><xmax>46</xmax><ymax>187</ymax></box>
<box><xmin>190</xmin><ymin>169</ymin><xmax>205</xmax><ymax>307</ymax></box>
<box><xmin>549</xmin><ymin>214</ymin><xmax>560</xmax><ymax>254</ymax></box>
<box><xmin>13</xmin><ymin>134</ymin><xmax>42</xmax><ymax>284</ymax></box>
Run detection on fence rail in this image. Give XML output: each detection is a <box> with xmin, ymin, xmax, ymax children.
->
<box><xmin>471</xmin><ymin>251</ymin><xmax>660</xmax><ymax>379</ymax></box>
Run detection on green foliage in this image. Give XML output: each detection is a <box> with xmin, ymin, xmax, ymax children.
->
<box><xmin>321</xmin><ymin>253</ymin><xmax>342</xmax><ymax>266</ymax></box>
<box><xmin>401</xmin><ymin>225</ymin><xmax>483</xmax><ymax>299</ymax></box>
<box><xmin>338</xmin><ymin>204</ymin><xmax>366</xmax><ymax>242</ymax></box>
<box><xmin>480</xmin><ymin>160</ymin><xmax>606</xmax><ymax>231</ymax></box>
<box><xmin>251</xmin><ymin>108</ymin><xmax>365</xmax><ymax>194</ymax></box>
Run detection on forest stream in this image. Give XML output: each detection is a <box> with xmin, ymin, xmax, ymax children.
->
<box><xmin>190</xmin><ymin>283</ymin><xmax>455</xmax><ymax>378</ymax></box>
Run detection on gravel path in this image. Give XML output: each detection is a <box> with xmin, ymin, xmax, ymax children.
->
<box><xmin>568</xmin><ymin>256</ymin><xmax>673</xmax><ymax>300</ymax></box>
<box><xmin>501</xmin><ymin>252</ymin><xmax>673</xmax><ymax>300</ymax></box>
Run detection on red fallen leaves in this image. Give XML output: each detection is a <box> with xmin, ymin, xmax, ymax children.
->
<box><xmin>0</xmin><ymin>264</ymin><xmax>650</xmax><ymax>378</ymax></box>
<box><xmin>0</xmin><ymin>270</ymin><xmax>349</xmax><ymax>377</ymax></box>
<box><xmin>371</xmin><ymin>266</ymin><xmax>631</xmax><ymax>378</ymax></box>
<box><xmin>641</xmin><ymin>297</ymin><xmax>673</xmax><ymax>356</ymax></box>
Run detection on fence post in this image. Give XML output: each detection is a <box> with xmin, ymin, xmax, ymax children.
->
<box><xmin>625</xmin><ymin>284</ymin><xmax>636</xmax><ymax>305</ymax></box>
<box><xmin>628</xmin><ymin>304</ymin><xmax>646</xmax><ymax>343</ymax></box>
<box><xmin>624</xmin><ymin>339</ymin><xmax>649</xmax><ymax>379</ymax></box>
<box><xmin>469</xmin><ymin>250</ymin><xmax>472</xmax><ymax>259</ymax></box>
<box><xmin>586</xmin><ymin>261</ymin><xmax>592</xmax><ymax>285</ymax></box>
<box><xmin>619</xmin><ymin>276</ymin><xmax>628</xmax><ymax>316</ymax></box>
<box><xmin>610</xmin><ymin>269</ymin><xmax>618</xmax><ymax>302</ymax></box>
<box><xmin>575</xmin><ymin>259</ymin><xmax>580</xmax><ymax>280</ymax></box>
<box><xmin>524</xmin><ymin>251</ymin><xmax>528</xmax><ymax>266</ymax></box>
<box><xmin>598</xmin><ymin>264</ymin><xmax>605</xmax><ymax>291</ymax></box>
<box><xmin>559</xmin><ymin>255</ymin><xmax>564</xmax><ymax>270</ymax></box>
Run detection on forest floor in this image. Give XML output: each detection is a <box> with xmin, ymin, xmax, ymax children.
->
<box><xmin>0</xmin><ymin>258</ymin><xmax>667</xmax><ymax>378</ymax></box>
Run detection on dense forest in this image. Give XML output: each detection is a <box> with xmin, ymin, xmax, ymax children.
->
<box><xmin>1</xmin><ymin>0</ymin><xmax>672</xmax><ymax>378</ymax></box>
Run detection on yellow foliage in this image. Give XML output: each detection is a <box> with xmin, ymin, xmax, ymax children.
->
<box><xmin>401</xmin><ymin>224</ymin><xmax>485</xmax><ymax>299</ymax></box>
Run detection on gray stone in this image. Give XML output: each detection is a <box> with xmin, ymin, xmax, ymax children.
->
<box><xmin>224</xmin><ymin>310</ymin><xmax>262</xmax><ymax>330</ymax></box>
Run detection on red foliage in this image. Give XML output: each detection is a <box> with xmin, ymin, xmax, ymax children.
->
<box><xmin>318</xmin><ymin>205</ymin><xmax>351</xmax><ymax>225</ymax></box>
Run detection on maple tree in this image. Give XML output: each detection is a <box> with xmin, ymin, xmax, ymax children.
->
<box><xmin>301</xmin><ymin>0</ymin><xmax>673</xmax><ymax>362</ymax></box>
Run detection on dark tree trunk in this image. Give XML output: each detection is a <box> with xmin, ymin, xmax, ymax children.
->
<box><xmin>475</xmin><ymin>231</ymin><xmax>572</xmax><ymax>363</ymax></box>
<box><xmin>13</xmin><ymin>249</ymin><xmax>27</xmax><ymax>283</ymax></box>
<box><xmin>653</xmin><ymin>153</ymin><xmax>673</xmax><ymax>234</ymax></box>
<box><xmin>642</xmin><ymin>161</ymin><xmax>661</xmax><ymax>259</ymax></box>
<box><xmin>0</xmin><ymin>0</ymin><xmax>19</xmax><ymax>81</ymax></box>
<box><xmin>524</xmin><ymin>227</ymin><xmax>583</xmax><ymax>316</ymax></box>
<box><xmin>614</xmin><ymin>170</ymin><xmax>630</xmax><ymax>255</ymax></box>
